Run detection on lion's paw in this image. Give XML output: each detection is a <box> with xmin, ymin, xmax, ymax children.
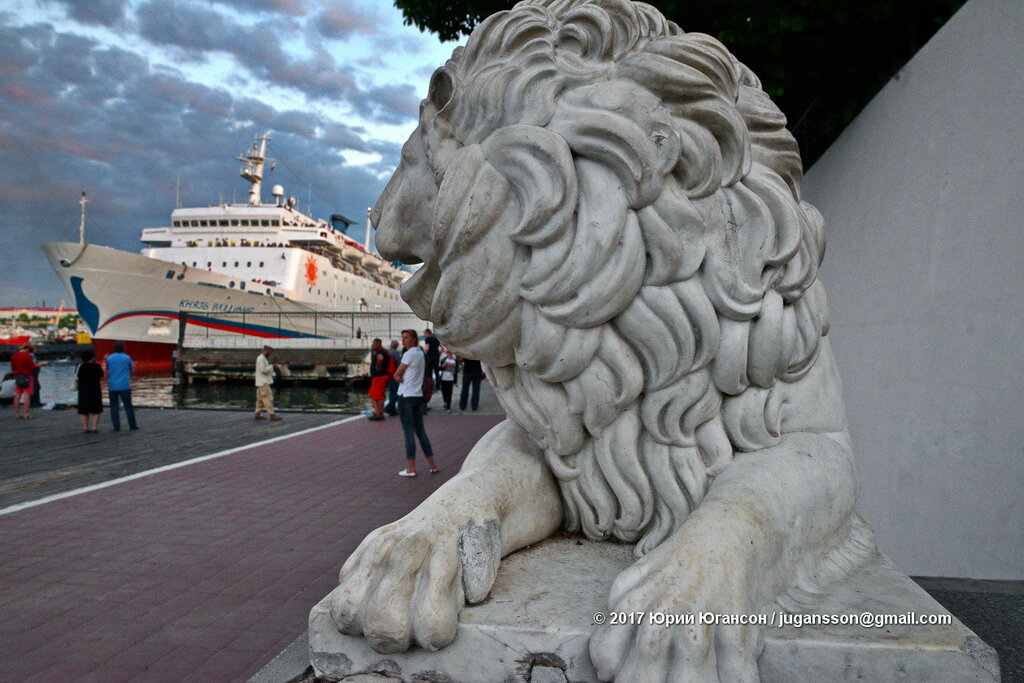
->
<box><xmin>590</xmin><ymin>545</ymin><xmax>764</xmax><ymax>682</ymax></box>
<box><xmin>328</xmin><ymin>512</ymin><xmax>499</xmax><ymax>654</ymax></box>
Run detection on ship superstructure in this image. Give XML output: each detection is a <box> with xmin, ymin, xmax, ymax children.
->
<box><xmin>43</xmin><ymin>134</ymin><xmax>415</xmax><ymax>369</ymax></box>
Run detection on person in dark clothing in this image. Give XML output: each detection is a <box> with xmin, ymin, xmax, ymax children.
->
<box><xmin>384</xmin><ymin>339</ymin><xmax>402</xmax><ymax>415</ymax></box>
<box><xmin>367</xmin><ymin>338</ymin><xmax>392</xmax><ymax>421</ymax></box>
<box><xmin>459</xmin><ymin>358</ymin><xmax>484</xmax><ymax>412</ymax></box>
<box><xmin>76</xmin><ymin>349</ymin><xmax>104</xmax><ymax>433</ymax></box>
<box><xmin>422</xmin><ymin>328</ymin><xmax>442</xmax><ymax>387</ymax></box>
<box><xmin>28</xmin><ymin>345</ymin><xmax>42</xmax><ymax>407</ymax></box>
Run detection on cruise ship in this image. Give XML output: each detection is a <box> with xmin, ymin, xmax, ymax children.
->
<box><xmin>42</xmin><ymin>135</ymin><xmax>414</xmax><ymax>370</ymax></box>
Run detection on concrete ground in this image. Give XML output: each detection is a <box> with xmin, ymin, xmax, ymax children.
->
<box><xmin>1</xmin><ymin>409</ymin><xmax>505</xmax><ymax>681</ymax></box>
<box><xmin>1</xmin><ymin>376</ymin><xmax>1020</xmax><ymax>682</ymax></box>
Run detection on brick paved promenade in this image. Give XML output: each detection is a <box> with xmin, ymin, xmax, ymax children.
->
<box><xmin>0</xmin><ymin>411</ymin><xmax>503</xmax><ymax>682</ymax></box>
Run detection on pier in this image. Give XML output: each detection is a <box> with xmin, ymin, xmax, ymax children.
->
<box><xmin>1</xmin><ymin>389</ymin><xmax>1019</xmax><ymax>681</ymax></box>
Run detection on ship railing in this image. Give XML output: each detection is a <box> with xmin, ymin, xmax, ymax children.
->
<box><xmin>177</xmin><ymin>309</ymin><xmax>430</xmax><ymax>349</ymax></box>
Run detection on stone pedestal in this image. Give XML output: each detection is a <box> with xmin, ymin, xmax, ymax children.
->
<box><xmin>309</xmin><ymin>537</ymin><xmax>999</xmax><ymax>682</ymax></box>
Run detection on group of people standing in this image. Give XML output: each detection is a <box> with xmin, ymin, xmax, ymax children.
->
<box><xmin>365</xmin><ymin>329</ymin><xmax>486</xmax><ymax>477</ymax></box>
<box><xmin>6</xmin><ymin>341</ymin><xmax>138</xmax><ymax>433</ymax></box>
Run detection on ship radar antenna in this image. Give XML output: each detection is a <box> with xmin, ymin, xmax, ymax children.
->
<box><xmin>78</xmin><ymin>191</ymin><xmax>88</xmax><ymax>244</ymax></box>
<box><xmin>238</xmin><ymin>132</ymin><xmax>274</xmax><ymax>206</ymax></box>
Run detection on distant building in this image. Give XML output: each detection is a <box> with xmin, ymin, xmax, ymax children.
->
<box><xmin>0</xmin><ymin>307</ymin><xmax>77</xmax><ymax>322</ymax></box>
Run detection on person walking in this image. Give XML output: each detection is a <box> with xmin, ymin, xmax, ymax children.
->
<box><xmin>76</xmin><ymin>349</ymin><xmax>104</xmax><ymax>433</ymax></box>
<box><xmin>439</xmin><ymin>348</ymin><xmax>458</xmax><ymax>413</ymax></box>
<box><xmin>367</xmin><ymin>338</ymin><xmax>392</xmax><ymax>421</ymax></box>
<box><xmin>255</xmin><ymin>345</ymin><xmax>282</xmax><ymax>421</ymax></box>
<box><xmin>105</xmin><ymin>341</ymin><xmax>138</xmax><ymax>431</ymax></box>
<box><xmin>384</xmin><ymin>339</ymin><xmax>402</xmax><ymax>416</ymax></box>
<box><xmin>10</xmin><ymin>344</ymin><xmax>46</xmax><ymax>419</ymax></box>
<box><xmin>459</xmin><ymin>357</ymin><xmax>484</xmax><ymax>412</ymax></box>
<box><xmin>394</xmin><ymin>329</ymin><xmax>438</xmax><ymax>477</ymax></box>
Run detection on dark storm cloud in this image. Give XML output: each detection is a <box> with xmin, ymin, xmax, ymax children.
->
<box><xmin>210</xmin><ymin>0</ymin><xmax>310</xmax><ymax>16</ymax></box>
<box><xmin>0</xmin><ymin>18</ymin><xmax>404</xmax><ymax>304</ymax></box>
<box><xmin>45</xmin><ymin>0</ymin><xmax>127</xmax><ymax>26</ymax></box>
<box><xmin>352</xmin><ymin>83</ymin><xmax>419</xmax><ymax>125</ymax></box>
<box><xmin>136</xmin><ymin>0</ymin><xmax>358</xmax><ymax>102</ymax></box>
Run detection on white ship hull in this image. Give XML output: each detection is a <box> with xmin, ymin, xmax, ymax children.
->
<box><xmin>42</xmin><ymin>242</ymin><xmax>421</xmax><ymax>368</ymax></box>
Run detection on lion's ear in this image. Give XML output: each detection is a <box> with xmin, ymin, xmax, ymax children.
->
<box><xmin>427</xmin><ymin>66</ymin><xmax>456</xmax><ymax>117</ymax></box>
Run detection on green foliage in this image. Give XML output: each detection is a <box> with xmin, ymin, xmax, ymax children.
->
<box><xmin>17</xmin><ymin>312</ymin><xmax>29</xmax><ymax>322</ymax></box>
<box><xmin>59</xmin><ymin>314</ymin><xmax>80</xmax><ymax>328</ymax></box>
<box><xmin>394</xmin><ymin>0</ymin><xmax>966</xmax><ymax>166</ymax></box>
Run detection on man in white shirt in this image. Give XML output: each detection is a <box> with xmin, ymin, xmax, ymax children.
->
<box><xmin>255</xmin><ymin>345</ymin><xmax>282</xmax><ymax>421</ymax></box>
<box><xmin>393</xmin><ymin>329</ymin><xmax>438</xmax><ymax>476</ymax></box>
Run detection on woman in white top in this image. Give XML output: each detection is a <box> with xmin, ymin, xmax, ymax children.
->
<box><xmin>393</xmin><ymin>329</ymin><xmax>438</xmax><ymax>477</ymax></box>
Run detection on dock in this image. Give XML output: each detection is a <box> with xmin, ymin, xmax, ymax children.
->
<box><xmin>1</xmin><ymin>389</ymin><xmax>1020</xmax><ymax>682</ymax></box>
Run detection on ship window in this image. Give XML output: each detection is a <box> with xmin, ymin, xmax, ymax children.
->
<box><xmin>200</xmin><ymin>220</ymin><xmax>208</xmax><ymax>227</ymax></box>
<box><xmin>240</xmin><ymin>282</ymin><xmax>245</xmax><ymax>290</ymax></box>
<box><xmin>207</xmin><ymin>261</ymin><xmax>211</xmax><ymax>267</ymax></box>
<box><xmin>190</xmin><ymin>220</ymin><xmax>198</xmax><ymax>227</ymax></box>
<box><xmin>165</xmin><ymin>270</ymin><xmax>175</xmax><ymax>279</ymax></box>
<box><xmin>234</xmin><ymin>261</ymin><xmax>239</xmax><ymax>267</ymax></box>
<box><xmin>222</xmin><ymin>262</ymin><xmax>227</xmax><ymax>267</ymax></box>
<box><xmin>192</xmin><ymin>262</ymin><xmax>197</xmax><ymax>266</ymax></box>
<box><xmin>231</xmin><ymin>220</ymin><xmax>239</xmax><ymax>226</ymax></box>
<box><xmin>272</xmin><ymin>219</ymin><xmax>280</xmax><ymax>226</ymax></box>
<box><xmin>240</xmin><ymin>219</ymin><xmax>249</xmax><ymax>226</ymax></box>
<box><xmin>219</xmin><ymin>220</ymin><xmax>228</xmax><ymax>226</ymax></box>
<box><xmin>259</xmin><ymin>261</ymin><xmax>264</xmax><ymax>267</ymax></box>
<box><xmin>247</xmin><ymin>261</ymin><xmax>251</xmax><ymax>267</ymax></box>
<box><xmin>260</xmin><ymin>219</ymin><xmax>269</xmax><ymax>226</ymax></box>
<box><xmin>229</xmin><ymin>281</ymin><xmax>235</xmax><ymax>288</ymax></box>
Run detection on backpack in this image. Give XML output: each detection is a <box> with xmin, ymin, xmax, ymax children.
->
<box><xmin>422</xmin><ymin>373</ymin><xmax>434</xmax><ymax>402</ymax></box>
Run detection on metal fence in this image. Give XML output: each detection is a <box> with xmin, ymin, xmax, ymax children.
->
<box><xmin>179</xmin><ymin>309</ymin><xmax>428</xmax><ymax>348</ymax></box>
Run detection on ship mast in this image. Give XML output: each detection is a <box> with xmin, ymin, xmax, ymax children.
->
<box><xmin>365</xmin><ymin>206</ymin><xmax>374</xmax><ymax>254</ymax></box>
<box><xmin>238</xmin><ymin>133</ymin><xmax>274</xmax><ymax>206</ymax></box>
<box><xmin>78</xmin><ymin>191</ymin><xmax>88</xmax><ymax>244</ymax></box>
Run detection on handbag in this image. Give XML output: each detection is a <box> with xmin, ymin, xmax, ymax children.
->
<box><xmin>14</xmin><ymin>374</ymin><xmax>30</xmax><ymax>389</ymax></box>
<box><xmin>70</xmin><ymin>365</ymin><xmax>80</xmax><ymax>391</ymax></box>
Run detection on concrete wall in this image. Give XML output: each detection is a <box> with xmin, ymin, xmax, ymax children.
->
<box><xmin>802</xmin><ymin>0</ymin><xmax>1023</xmax><ymax>579</ymax></box>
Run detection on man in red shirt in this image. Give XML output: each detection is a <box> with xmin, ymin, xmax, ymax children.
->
<box><xmin>9</xmin><ymin>344</ymin><xmax>47</xmax><ymax>419</ymax></box>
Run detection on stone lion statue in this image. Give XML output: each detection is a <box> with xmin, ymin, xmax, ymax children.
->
<box><xmin>328</xmin><ymin>0</ymin><xmax>876</xmax><ymax>679</ymax></box>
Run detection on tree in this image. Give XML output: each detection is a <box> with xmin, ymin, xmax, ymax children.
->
<box><xmin>394</xmin><ymin>0</ymin><xmax>965</xmax><ymax>166</ymax></box>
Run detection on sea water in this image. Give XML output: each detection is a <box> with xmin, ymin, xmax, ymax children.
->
<box><xmin>0</xmin><ymin>360</ymin><xmax>370</xmax><ymax>412</ymax></box>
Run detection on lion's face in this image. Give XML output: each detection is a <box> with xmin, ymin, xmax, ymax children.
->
<box><xmin>373</xmin><ymin>122</ymin><xmax>441</xmax><ymax>324</ymax></box>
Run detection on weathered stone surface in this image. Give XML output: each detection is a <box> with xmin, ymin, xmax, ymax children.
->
<box><xmin>311</xmin><ymin>0</ymin><xmax>1000</xmax><ymax>679</ymax></box>
<box><xmin>311</xmin><ymin>538</ymin><xmax>998</xmax><ymax>682</ymax></box>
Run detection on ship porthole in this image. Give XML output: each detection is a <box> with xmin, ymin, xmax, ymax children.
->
<box><xmin>59</xmin><ymin>259</ymin><xmax>71</xmax><ymax>267</ymax></box>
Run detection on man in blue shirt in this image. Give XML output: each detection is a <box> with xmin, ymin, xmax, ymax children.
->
<box><xmin>105</xmin><ymin>341</ymin><xmax>138</xmax><ymax>431</ymax></box>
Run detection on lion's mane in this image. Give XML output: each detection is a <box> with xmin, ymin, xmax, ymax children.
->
<box><xmin>417</xmin><ymin>0</ymin><xmax>829</xmax><ymax>556</ymax></box>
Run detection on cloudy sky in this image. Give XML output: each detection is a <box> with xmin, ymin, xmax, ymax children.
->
<box><xmin>0</xmin><ymin>0</ymin><xmax>459</xmax><ymax>306</ymax></box>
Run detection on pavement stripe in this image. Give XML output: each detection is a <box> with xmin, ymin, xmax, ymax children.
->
<box><xmin>0</xmin><ymin>414</ymin><xmax>365</xmax><ymax>516</ymax></box>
